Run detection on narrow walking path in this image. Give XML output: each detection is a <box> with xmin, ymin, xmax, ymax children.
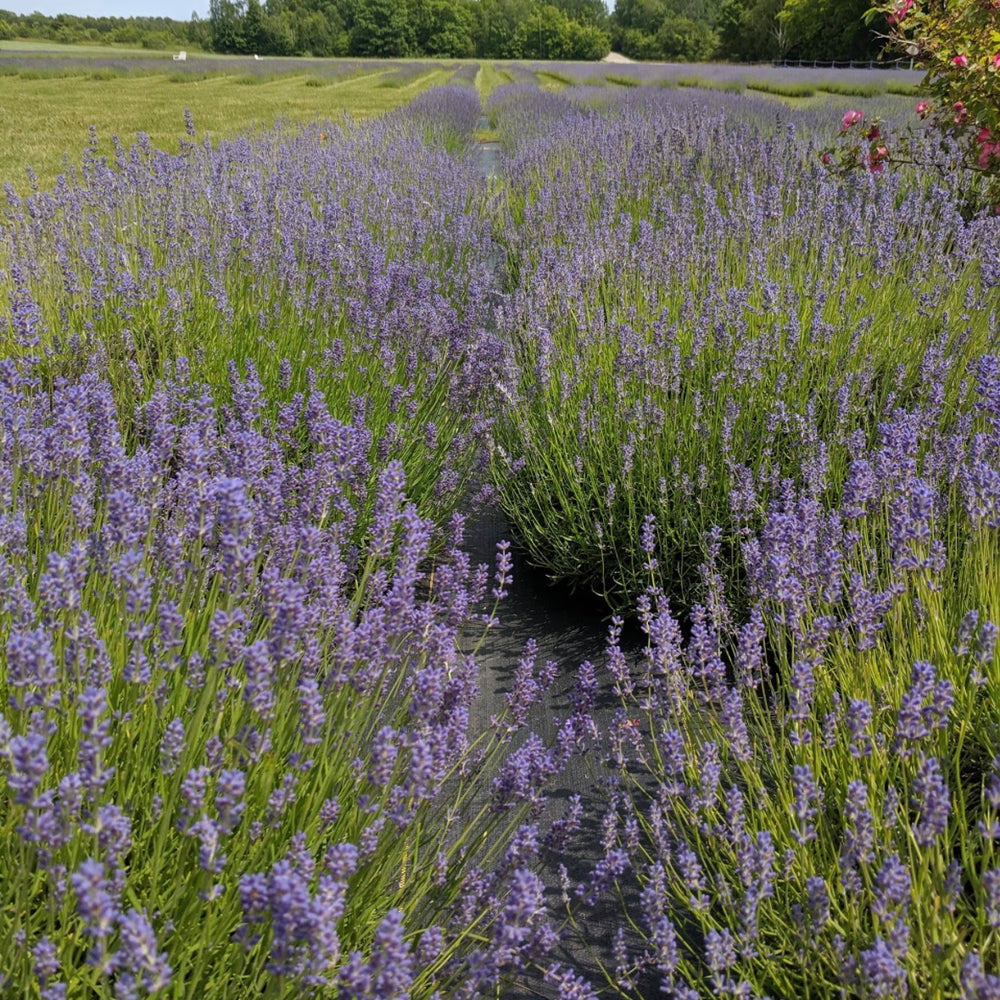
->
<box><xmin>464</xmin><ymin>126</ymin><xmax>644</xmax><ymax>997</ymax></box>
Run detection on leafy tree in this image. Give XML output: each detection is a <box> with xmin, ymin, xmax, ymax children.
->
<box><xmin>656</xmin><ymin>14</ymin><xmax>717</xmax><ymax>59</ymax></box>
<box><xmin>349</xmin><ymin>0</ymin><xmax>412</xmax><ymax>54</ymax></box>
<box><xmin>0</xmin><ymin>17</ymin><xmax>13</xmax><ymax>39</ymax></box>
<box><xmin>424</xmin><ymin>0</ymin><xmax>476</xmax><ymax>56</ymax></box>
<box><xmin>513</xmin><ymin>2</ymin><xmax>575</xmax><ymax>58</ymax></box>
<box><xmin>241</xmin><ymin>0</ymin><xmax>267</xmax><ymax>52</ymax></box>
<box><xmin>475</xmin><ymin>0</ymin><xmax>532</xmax><ymax>58</ymax></box>
<box><xmin>614</xmin><ymin>25</ymin><xmax>662</xmax><ymax>58</ymax></box>
<box><xmin>778</xmin><ymin>0</ymin><xmax>881</xmax><ymax>60</ymax></box>
<box><xmin>717</xmin><ymin>0</ymin><xmax>784</xmax><ymax>60</ymax></box>
<box><xmin>551</xmin><ymin>0</ymin><xmax>608</xmax><ymax>26</ymax></box>
<box><xmin>187</xmin><ymin>12</ymin><xmax>213</xmax><ymax>48</ymax></box>
<box><xmin>208</xmin><ymin>0</ymin><xmax>245</xmax><ymax>52</ymax></box>
<box><xmin>611</xmin><ymin>0</ymin><xmax>669</xmax><ymax>35</ymax></box>
<box><xmin>566</xmin><ymin>18</ymin><xmax>611</xmax><ymax>58</ymax></box>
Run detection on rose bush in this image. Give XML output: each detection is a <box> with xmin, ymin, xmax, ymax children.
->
<box><xmin>824</xmin><ymin>0</ymin><xmax>1000</xmax><ymax>211</ymax></box>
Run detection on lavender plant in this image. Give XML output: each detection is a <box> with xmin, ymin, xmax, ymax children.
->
<box><xmin>0</xmin><ymin>355</ymin><xmax>575</xmax><ymax>999</ymax></box>
<box><xmin>555</xmin><ymin>346</ymin><xmax>1000</xmax><ymax>997</ymax></box>
<box><xmin>488</xmin><ymin>85</ymin><xmax>999</xmax><ymax>609</ymax></box>
<box><xmin>0</xmin><ymin>84</ymin><xmax>497</xmax><ymax>545</ymax></box>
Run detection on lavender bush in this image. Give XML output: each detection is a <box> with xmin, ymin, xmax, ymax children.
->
<box><xmin>0</xmin><ymin>352</ymin><xmax>585</xmax><ymax>999</ymax></box>
<box><xmin>560</xmin><ymin>355</ymin><xmax>1000</xmax><ymax>995</ymax></box>
<box><xmin>488</xmin><ymin>85</ymin><xmax>999</xmax><ymax>608</ymax></box>
<box><xmin>1</xmin><ymin>84</ymin><xmax>497</xmax><ymax>542</ymax></box>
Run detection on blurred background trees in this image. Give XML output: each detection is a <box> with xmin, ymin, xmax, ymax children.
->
<box><xmin>0</xmin><ymin>0</ymin><xmax>895</xmax><ymax>62</ymax></box>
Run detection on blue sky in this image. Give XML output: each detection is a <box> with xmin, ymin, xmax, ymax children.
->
<box><xmin>2</xmin><ymin>0</ymin><xmax>206</xmax><ymax>20</ymax></box>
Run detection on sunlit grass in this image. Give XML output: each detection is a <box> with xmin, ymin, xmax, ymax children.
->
<box><xmin>0</xmin><ymin>63</ymin><xmax>457</xmax><ymax>189</ymax></box>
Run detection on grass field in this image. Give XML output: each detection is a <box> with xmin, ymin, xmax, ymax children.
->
<box><xmin>0</xmin><ymin>46</ymin><xmax>929</xmax><ymax>191</ymax></box>
<box><xmin>0</xmin><ymin>57</ymin><xmax>459</xmax><ymax>188</ymax></box>
<box><xmin>0</xmin><ymin>38</ymin><xmax>171</xmax><ymax>56</ymax></box>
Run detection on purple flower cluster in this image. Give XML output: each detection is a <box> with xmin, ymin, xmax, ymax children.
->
<box><xmin>488</xmin><ymin>84</ymin><xmax>999</xmax><ymax>608</ymax></box>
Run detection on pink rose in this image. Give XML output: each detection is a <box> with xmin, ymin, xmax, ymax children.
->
<box><xmin>952</xmin><ymin>54</ymin><xmax>968</xmax><ymax>68</ymax></box>
<box><xmin>841</xmin><ymin>109</ymin><xmax>864</xmax><ymax>130</ymax></box>
<box><xmin>954</xmin><ymin>101</ymin><xmax>967</xmax><ymax>124</ymax></box>
<box><xmin>979</xmin><ymin>128</ymin><xmax>994</xmax><ymax>145</ymax></box>
<box><xmin>915</xmin><ymin>101</ymin><xmax>931</xmax><ymax>118</ymax></box>
<box><xmin>993</xmin><ymin>53</ymin><xmax>1000</xmax><ymax>70</ymax></box>
<box><xmin>887</xmin><ymin>0</ymin><xmax>913</xmax><ymax>24</ymax></box>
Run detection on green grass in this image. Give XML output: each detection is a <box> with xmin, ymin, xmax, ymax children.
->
<box><xmin>605</xmin><ymin>73</ymin><xmax>640</xmax><ymax>87</ymax></box>
<box><xmin>0</xmin><ymin>38</ymin><xmax>178</xmax><ymax>57</ymax></box>
<box><xmin>815</xmin><ymin>80</ymin><xmax>887</xmax><ymax>97</ymax></box>
<box><xmin>887</xmin><ymin>79</ymin><xmax>923</xmax><ymax>96</ymax></box>
<box><xmin>537</xmin><ymin>69</ymin><xmax>573</xmax><ymax>89</ymax></box>
<box><xmin>745</xmin><ymin>78</ymin><xmax>817</xmax><ymax>98</ymax></box>
<box><xmin>474</xmin><ymin>62</ymin><xmax>512</xmax><ymax>101</ymax></box>
<box><xmin>0</xmin><ymin>63</ymin><xmax>454</xmax><ymax>189</ymax></box>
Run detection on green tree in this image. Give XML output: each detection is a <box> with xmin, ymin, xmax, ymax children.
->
<box><xmin>187</xmin><ymin>12</ymin><xmax>213</xmax><ymax>48</ymax></box>
<box><xmin>566</xmin><ymin>18</ymin><xmax>611</xmax><ymax>58</ymax></box>
<box><xmin>778</xmin><ymin>0</ymin><xmax>881</xmax><ymax>61</ymax></box>
<box><xmin>349</xmin><ymin>0</ymin><xmax>412</xmax><ymax>54</ymax></box>
<box><xmin>611</xmin><ymin>0</ymin><xmax>668</xmax><ymax>35</ymax></box>
<box><xmin>208</xmin><ymin>0</ymin><xmax>244</xmax><ymax>52</ymax></box>
<box><xmin>513</xmin><ymin>2</ymin><xmax>573</xmax><ymax>58</ymax></box>
<box><xmin>241</xmin><ymin>0</ymin><xmax>267</xmax><ymax>52</ymax></box>
<box><xmin>475</xmin><ymin>0</ymin><xmax>532</xmax><ymax>58</ymax></box>
<box><xmin>422</xmin><ymin>0</ymin><xmax>476</xmax><ymax>56</ymax></box>
<box><xmin>0</xmin><ymin>17</ymin><xmax>13</xmax><ymax>39</ymax></box>
<box><xmin>717</xmin><ymin>0</ymin><xmax>784</xmax><ymax>61</ymax></box>
<box><xmin>655</xmin><ymin>14</ymin><xmax>717</xmax><ymax>59</ymax></box>
<box><xmin>551</xmin><ymin>0</ymin><xmax>608</xmax><ymax>26</ymax></box>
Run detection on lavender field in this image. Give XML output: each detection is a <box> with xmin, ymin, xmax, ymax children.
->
<box><xmin>1</xmin><ymin>71</ymin><xmax>1000</xmax><ymax>999</ymax></box>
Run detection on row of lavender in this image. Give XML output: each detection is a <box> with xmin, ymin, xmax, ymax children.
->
<box><xmin>487</xmin><ymin>84</ymin><xmax>1000</xmax><ymax>996</ymax></box>
<box><xmin>0</xmin><ymin>86</ymin><xmax>594</xmax><ymax>999</ymax></box>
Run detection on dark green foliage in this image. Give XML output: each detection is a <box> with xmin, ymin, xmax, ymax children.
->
<box><xmin>778</xmin><ymin>0</ymin><xmax>883</xmax><ymax>61</ymax></box>
<box><xmin>350</xmin><ymin>0</ymin><xmax>413</xmax><ymax>55</ymax></box>
<box><xmin>717</xmin><ymin>0</ymin><xmax>787</xmax><ymax>61</ymax></box>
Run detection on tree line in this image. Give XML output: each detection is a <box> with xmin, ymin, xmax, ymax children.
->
<box><xmin>0</xmin><ymin>0</ymin><xmax>888</xmax><ymax>64</ymax></box>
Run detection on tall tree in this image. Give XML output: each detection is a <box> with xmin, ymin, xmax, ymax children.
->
<box><xmin>778</xmin><ymin>0</ymin><xmax>880</xmax><ymax>60</ymax></box>
<box><xmin>208</xmin><ymin>0</ymin><xmax>244</xmax><ymax>52</ymax></box>
<box><xmin>717</xmin><ymin>0</ymin><xmax>784</xmax><ymax>61</ymax></box>
<box><xmin>550</xmin><ymin>0</ymin><xmax>608</xmax><ymax>27</ymax></box>
<box><xmin>241</xmin><ymin>0</ymin><xmax>267</xmax><ymax>52</ymax></box>
<box><xmin>349</xmin><ymin>0</ymin><xmax>412</xmax><ymax>54</ymax></box>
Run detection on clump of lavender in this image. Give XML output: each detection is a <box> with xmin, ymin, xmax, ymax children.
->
<box><xmin>559</xmin><ymin>344</ymin><xmax>1000</xmax><ymax>996</ymax></box>
<box><xmin>0</xmin><ymin>84</ymin><xmax>501</xmax><ymax>543</ymax></box>
<box><xmin>489</xmin><ymin>85</ymin><xmax>999</xmax><ymax>609</ymax></box>
<box><xmin>0</xmin><ymin>357</ymin><xmax>569</xmax><ymax>998</ymax></box>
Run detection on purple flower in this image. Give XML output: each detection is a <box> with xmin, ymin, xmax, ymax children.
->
<box><xmin>70</xmin><ymin>859</ymin><xmax>119</xmax><ymax>940</ymax></box>
<box><xmin>873</xmin><ymin>854</ymin><xmax>911</xmax><ymax>920</ymax></box>
<box><xmin>841</xmin><ymin>780</ymin><xmax>875</xmax><ymax>877</ymax></box>
<box><xmin>893</xmin><ymin>661</ymin><xmax>953</xmax><ymax>759</ymax></box>
<box><xmin>791</xmin><ymin>764</ymin><xmax>822</xmax><ymax>845</ymax></box>
<box><xmin>115</xmin><ymin>909</ymin><xmax>172</xmax><ymax>993</ymax></box>
<box><xmin>704</xmin><ymin>927</ymin><xmax>737</xmax><ymax>974</ymax></box>
<box><xmin>984</xmin><ymin>869</ymin><xmax>1000</xmax><ymax>930</ymax></box>
<box><xmin>859</xmin><ymin>936</ymin><xmax>908</xmax><ymax>997</ymax></box>
<box><xmin>32</xmin><ymin>936</ymin><xmax>60</xmax><ymax>980</ymax></box>
<box><xmin>911</xmin><ymin>756</ymin><xmax>950</xmax><ymax>847</ymax></box>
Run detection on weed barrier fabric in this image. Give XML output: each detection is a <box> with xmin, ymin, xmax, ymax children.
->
<box><xmin>468</xmin><ymin>130</ymin><xmax>647</xmax><ymax>998</ymax></box>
